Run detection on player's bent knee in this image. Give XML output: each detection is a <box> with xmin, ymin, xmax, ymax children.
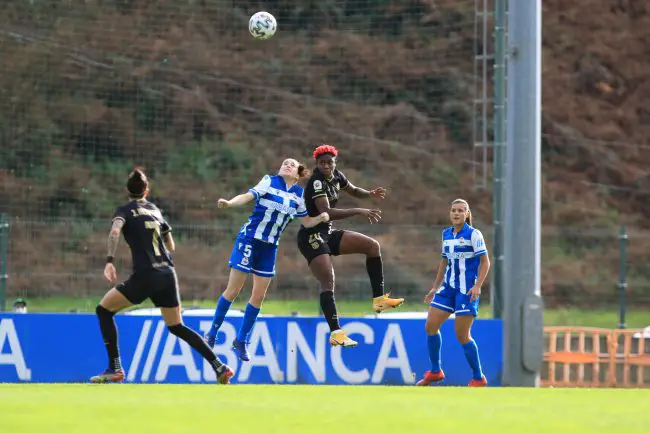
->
<box><xmin>319</xmin><ymin>279</ymin><xmax>335</xmax><ymax>292</ymax></box>
<box><xmin>425</xmin><ymin>325</ymin><xmax>439</xmax><ymax>336</ymax></box>
<box><xmin>223</xmin><ymin>284</ymin><xmax>244</xmax><ymax>299</ymax></box>
<box><xmin>316</xmin><ymin>270</ymin><xmax>335</xmax><ymax>292</ymax></box>
<box><xmin>96</xmin><ymin>304</ymin><xmax>115</xmax><ymax>317</ymax></box>
<box><xmin>455</xmin><ymin>327</ymin><xmax>472</xmax><ymax>344</ymax></box>
<box><xmin>249</xmin><ymin>292</ymin><xmax>266</xmax><ymax>306</ymax></box>
<box><xmin>159</xmin><ymin>306</ymin><xmax>183</xmax><ymax>327</ymax></box>
<box><xmin>424</xmin><ymin>321</ymin><xmax>440</xmax><ymax>336</ymax></box>
<box><xmin>367</xmin><ymin>238</ymin><xmax>381</xmax><ymax>256</ymax></box>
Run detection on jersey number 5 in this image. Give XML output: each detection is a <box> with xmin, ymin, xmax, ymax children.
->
<box><xmin>145</xmin><ymin>221</ymin><xmax>162</xmax><ymax>257</ymax></box>
<box><xmin>239</xmin><ymin>243</ymin><xmax>252</xmax><ymax>266</ymax></box>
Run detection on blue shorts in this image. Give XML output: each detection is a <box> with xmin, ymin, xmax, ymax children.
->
<box><xmin>430</xmin><ymin>284</ymin><xmax>479</xmax><ymax>317</ymax></box>
<box><xmin>228</xmin><ymin>235</ymin><xmax>278</xmax><ymax>277</ymax></box>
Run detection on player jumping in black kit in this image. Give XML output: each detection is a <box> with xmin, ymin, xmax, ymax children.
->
<box><xmin>90</xmin><ymin>168</ymin><xmax>234</xmax><ymax>384</ymax></box>
<box><xmin>297</xmin><ymin>145</ymin><xmax>405</xmax><ymax>347</ymax></box>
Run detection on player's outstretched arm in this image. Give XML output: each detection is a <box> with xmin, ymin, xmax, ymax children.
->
<box><xmin>299</xmin><ymin>212</ymin><xmax>330</xmax><ymax>228</ymax></box>
<box><xmin>314</xmin><ymin>196</ymin><xmax>382</xmax><ymax>224</ymax></box>
<box><xmin>104</xmin><ymin>218</ymin><xmax>125</xmax><ymax>284</ymax></box>
<box><xmin>217</xmin><ymin>192</ymin><xmax>255</xmax><ymax>209</ymax></box>
<box><xmin>342</xmin><ymin>181</ymin><xmax>388</xmax><ymax>200</ymax></box>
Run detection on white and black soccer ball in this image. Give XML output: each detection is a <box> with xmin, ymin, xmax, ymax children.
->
<box><xmin>249</xmin><ymin>11</ymin><xmax>277</xmax><ymax>40</ymax></box>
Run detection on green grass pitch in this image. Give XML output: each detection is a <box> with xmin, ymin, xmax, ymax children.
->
<box><xmin>1</xmin><ymin>384</ymin><xmax>648</xmax><ymax>433</ymax></box>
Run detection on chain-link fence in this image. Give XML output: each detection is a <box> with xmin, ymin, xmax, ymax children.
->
<box><xmin>2</xmin><ymin>1</ymin><xmax>650</xmax><ymax>315</ymax></box>
<box><xmin>4</xmin><ymin>215</ymin><xmax>650</xmax><ymax>310</ymax></box>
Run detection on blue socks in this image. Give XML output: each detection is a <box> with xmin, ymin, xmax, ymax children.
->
<box><xmin>462</xmin><ymin>340</ymin><xmax>484</xmax><ymax>380</ymax></box>
<box><xmin>427</xmin><ymin>332</ymin><xmax>484</xmax><ymax>380</ymax></box>
<box><xmin>207</xmin><ymin>296</ymin><xmax>233</xmax><ymax>340</ymax></box>
<box><xmin>206</xmin><ymin>296</ymin><xmax>261</xmax><ymax>346</ymax></box>
<box><xmin>237</xmin><ymin>303</ymin><xmax>261</xmax><ymax>343</ymax></box>
<box><xmin>427</xmin><ymin>332</ymin><xmax>442</xmax><ymax>373</ymax></box>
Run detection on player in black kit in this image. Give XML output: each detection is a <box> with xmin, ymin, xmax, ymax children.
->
<box><xmin>297</xmin><ymin>145</ymin><xmax>404</xmax><ymax>348</ymax></box>
<box><xmin>90</xmin><ymin>168</ymin><xmax>234</xmax><ymax>384</ymax></box>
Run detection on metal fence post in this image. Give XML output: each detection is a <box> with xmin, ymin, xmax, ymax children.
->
<box><xmin>618</xmin><ymin>225</ymin><xmax>628</xmax><ymax>329</ymax></box>
<box><xmin>491</xmin><ymin>0</ymin><xmax>507</xmax><ymax>319</ymax></box>
<box><xmin>0</xmin><ymin>213</ymin><xmax>9</xmax><ymax>311</ymax></box>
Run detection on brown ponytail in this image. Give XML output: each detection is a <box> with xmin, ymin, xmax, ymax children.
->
<box><xmin>127</xmin><ymin>166</ymin><xmax>149</xmax><ymax>198</ymax></box>
<box><xmin>298</xmin><ymin>164</ymin><xmax>311</xmax><ymax>179</ymax></box>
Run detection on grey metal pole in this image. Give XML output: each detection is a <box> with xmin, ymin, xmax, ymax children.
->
<box><xmin>502</xmin><ymin>0</ymin><xmax>544</xmax><ymax>387</ymax></box>
<box><xmin>0</xmin><ymin>213</ymin><xmax>8</xmax><ymax>311</ymax></box>
<box><xmin>491</xmin><ymin>0</ymin><xmax>507</xmax><ymax>319</ymax></box>
<box><xmin>618</xmin><ymin>226</ymin><xmax>628</xmax><ymax>329</ymax></box>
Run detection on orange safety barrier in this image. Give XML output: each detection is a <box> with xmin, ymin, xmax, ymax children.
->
<box><xmin>543</xmin><ymin>326</ymin><xmax>650</xmax><ymax>388</ymax></box>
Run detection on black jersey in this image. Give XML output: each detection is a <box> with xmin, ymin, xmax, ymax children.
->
<box><xmin>113</xmin><ymin>200</ymin><xmax>174</xmax><ymax>272</ymax></box>
<box><xmin>302</xmin><ymin>168</ymin><xmax>349</xmax><ymax>233</ymax></box>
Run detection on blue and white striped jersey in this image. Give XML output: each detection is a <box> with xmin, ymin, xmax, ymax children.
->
<box><xmin>239</xmin><ymin>175</ymin><xmax>308</xmax><ymax>245</ymax></box>
<box><xmin>440</xmin><ymin>223</ymin><xmax>487</xmax><ymax>294</ymax></box>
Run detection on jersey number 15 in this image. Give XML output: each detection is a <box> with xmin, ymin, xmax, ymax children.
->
<box><xmin>239</xmin><ymin>243</ymin><xmax>252</xmax><ymax>266</ymax></box>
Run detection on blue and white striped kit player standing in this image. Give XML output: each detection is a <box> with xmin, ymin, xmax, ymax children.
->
<box><xmin>416</xmin><ymin>198</ymin><xmax>491</xmax><ymax>387</ymax></box>
<box><xmin>204</xmin><ymin>158</ymin><xmax>329</xmax><ymax>361</ymax></box>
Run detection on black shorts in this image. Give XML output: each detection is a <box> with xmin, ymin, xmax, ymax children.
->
<box><xmin>116</xmin><ymin>267</ymin><xmax>180</xmax><ymax>308</ymax></box>
<box><xmin>297</xmin><ymin>228</ymin><xmax>345</xmax><ymax>264</ymax></box>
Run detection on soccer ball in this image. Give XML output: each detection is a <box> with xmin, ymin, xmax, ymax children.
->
<box><xmin>249</xmin><ymin>11</ymin><xmax>277</xmax><ymax>40</ymax></box>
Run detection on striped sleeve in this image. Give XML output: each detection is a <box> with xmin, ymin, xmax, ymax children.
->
<box><xmin>471</xmin><ymin>229</ymin><xmax>487</xmax><ymax>256</ymax></box>
<box><xmin>296</xmin><ymin>195</ymin><xmax>308</xmax><ymax>217</ymax></box>
<box><xmin>249</xmin><ymin>175</ymin><xmax>271</xmax><ymax>200</ymax></box>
